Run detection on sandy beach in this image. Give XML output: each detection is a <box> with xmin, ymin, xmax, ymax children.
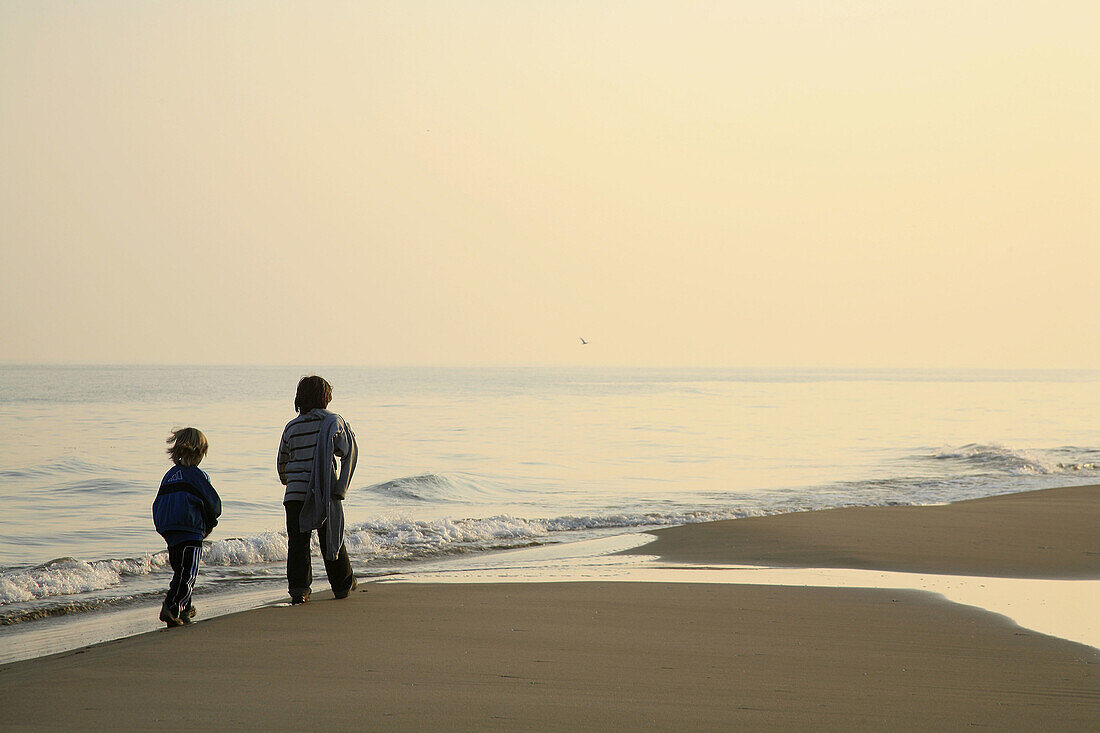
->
<box><xmin>2</xmin><ymin>485</ymin><xmax>1098</xmax><ymax>730</ymax></box>
<box><xmin>7</xmin><ymin>1</ymin><xmax>1100</xmax><ymax>728</ymax></box>
<box><xmin>627</xmin><ymin>483</ymin><xmax>1100</xmax><ymax>578</ymax></box>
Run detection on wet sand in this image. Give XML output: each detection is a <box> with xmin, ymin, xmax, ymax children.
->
<box><xmin>626</xmin><ymin>484</ymin><xmax>1100</xmax><ymax>578</ymax></box>
<box><xmin>1</xmin><ymin>485</ymin><xmax>1098</xmax><ymax>730</ymax></box>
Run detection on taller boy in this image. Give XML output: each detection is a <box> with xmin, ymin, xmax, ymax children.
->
<box><xmin>277</xmin><ymin>375</ymin><xmax>358</xmax><ymax>604</ymax></box>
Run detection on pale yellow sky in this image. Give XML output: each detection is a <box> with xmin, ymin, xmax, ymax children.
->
<box><xmin>1</xmin><ymin>1</ymin><xmax>1097</xmax><ymax>367</ymax></box>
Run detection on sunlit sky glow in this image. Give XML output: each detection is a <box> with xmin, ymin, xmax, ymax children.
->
<box><xmin>2</xmin><ymin>1</ymin><xmax>1097</xmax><ymax>367</ymax></box>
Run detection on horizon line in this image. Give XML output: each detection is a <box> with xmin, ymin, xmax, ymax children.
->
<box><xmin>3</xmin><ymin>362</ymin><xmax>1100</xmax><ymax>372</ymax></box>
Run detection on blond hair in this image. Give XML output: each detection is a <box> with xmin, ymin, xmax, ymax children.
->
<box><xmin>167</xmin><ymin>427</ymin><xmax>208</xmax><ymax>466</ymax></box>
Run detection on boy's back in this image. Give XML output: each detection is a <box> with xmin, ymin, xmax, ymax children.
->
<box><xmin>153</xmin><ymin>464</ymin><xmax>221</xmax><ymax>542</ymax></box>
<box><xmin>154</xmin><ymin>427</ymin><xmax>221</xmax><ymax>628</ymax></box>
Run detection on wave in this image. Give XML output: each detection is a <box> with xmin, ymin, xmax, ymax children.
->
<box><xmin>928</xmin><ymin>443</ymin><xmax>1100</xmax><ymax>475</ymax></box>
<box><xmin>361</xmin><ymin>473</ymin><xmax>505</xmax><ymax>503</ymax></box>
<box><xmin>338</xmin><ymin>509</ymin><xmax>754</xmax><ymax>560</ymax></box>
<box><xmin>5</xmin><ymin>444</ymin><xmax>1097</xmax><ymax>613</ymax></box>
<box><xmin>201</xmin><ymin>532</ymin><xmax>288</xmax><ymax>566</ymax></box>
<box><xmin>0</xmin><ymin>508</ymin><xmax>763</xmax><ymax>609</ymax></box>
<box><xmin>0</xmin><ymin>535</ymin><xmax>290</xmax><ymax>607</ymax></box>
<box><xmin>0</xmin><ymin>456</ymin><xmax>128</xmax><ymax>481</ymax></box>
<box><xmin>0</xmin><ymin>554</ymin><xmax>168</xmax><ymax>606</ymax></box>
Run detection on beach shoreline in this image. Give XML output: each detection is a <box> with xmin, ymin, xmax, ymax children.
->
<box><xmin>625</xmin><ymin>484</ymin><xmax>1100</xmax><ymax>578</ymax></box>
<box><xmin>2</xmin><ymin>485</ymin><xmax>1097</xmax><ymax>730</ymax></box>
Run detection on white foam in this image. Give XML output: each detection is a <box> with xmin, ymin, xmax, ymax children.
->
<box><xmin>202</xmin><ymin>533</ymin><xmax>288</xmax><ymax>566</ymax></box>
<box><xmin>0</xmin><ymin>555</ymin><xmax>168</xmax><ymax>604</ymax></box>
<box><xmin>340</xmin><ymin>511</ymin><xmax>752</xmax><ymax>559</ymax></box>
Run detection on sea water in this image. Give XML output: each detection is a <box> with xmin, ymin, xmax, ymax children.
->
<box><xmin>2</xmin><ymin>366</ymin><xmax>1099</xmax><ymax>655</ymax></box>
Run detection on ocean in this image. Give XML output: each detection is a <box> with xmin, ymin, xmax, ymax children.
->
<box><xmin>2</xmin><ymin>365</ymin><xmax>1100</xmax><ymax>657</ymax></box>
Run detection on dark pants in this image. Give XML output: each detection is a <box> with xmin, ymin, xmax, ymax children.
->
<box><xmin>284</xmin><ymin>500</ymin><xmax>354</xmax><ymax>599</ymax></box>
<box><xmin>164</xmin><ymin>540</ymin><xmax>203</xmax><ymax>618</ymax></box>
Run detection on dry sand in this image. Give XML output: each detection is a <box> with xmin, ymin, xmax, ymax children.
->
<box><xmin>1</xmin><ymin>485</ymin><xmax>1098</xmax><ymax>731</ymax></box>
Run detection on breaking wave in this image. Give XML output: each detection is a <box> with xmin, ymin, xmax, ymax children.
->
<box><xmin>338</xmin><ymin>509</ymin><xmax>753</xmax><ymax>560</ymax></box>
<box><xmin>929</xmin><ymin>443</ymin><xmax>1100</xmax><ymax>475</ymax></box>
<box><xmin>0</xmin><ymin>508</ymin><xmax>758</xmax><ymax>611</ymax></box>
<box><xmin>5</xmin><ymin>444</ymin><xmax>1098</xmax><ymax>622</ymax></box>
<box><xmin>0</xmin><ymin>554</ymin><xmax>168</xmax><ymax>607</ymax></box>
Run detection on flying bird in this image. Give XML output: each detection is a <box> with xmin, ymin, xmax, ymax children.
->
<box><xmin>579</xmin><ymin>337</ymin><xmax>589</xmax><ymax>345</ymax></box>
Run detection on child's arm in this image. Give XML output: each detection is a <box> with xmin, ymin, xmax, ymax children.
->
<box><xmin>196</xmin><ymin>469</ymin><xmax>222</xmax><ymax>537</ymax></box>
<box><xmin>332</xmin><ymin>422</ymin><xmax>358</xmax><ymax>500</ymax></box>
<box><xmin>276</xmin><ymin>433</ymin><xmax>291</xmax><ymax>486</ymax></box>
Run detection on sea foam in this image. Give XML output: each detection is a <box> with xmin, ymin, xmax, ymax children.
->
<box><xmin>0</xmin><ymin>508</ymin><xmax>752</xmax><ymax>607</ymax></box>
<box><xmin>0</xmin><ymin>554</ymin><xmax>167</xmax><ymax>605</ymax></box>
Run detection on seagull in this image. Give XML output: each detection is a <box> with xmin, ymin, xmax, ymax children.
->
<box><xmin>579</xmin><ymin>337</ymin><xmax>589</xmax><ymax>345</ymax></box>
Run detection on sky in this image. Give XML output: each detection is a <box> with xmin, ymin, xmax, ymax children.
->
<box><xmin>1</xmin><ymin>1</ymin><xmax>1097</xmax><ymax>368</ymax></box>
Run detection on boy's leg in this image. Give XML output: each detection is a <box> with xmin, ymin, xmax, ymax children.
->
<box><xmin>284</xmin><ymin>501</ymin><xmax>313</xmax><ymax>601</ymax></box>
<box><xmin>317</xmin><ymin>520</ymin><xmax>355</xmax><ymax>598</ymax></box>
<box><xmin>162</xmin><ymin>544</ymin><xmax>183</xmax><ymax>623</ymax></box>
<box><xmin>163</xmin><ymin>540</ymin><xmax>203</xmax><ymax>621</ymax></box>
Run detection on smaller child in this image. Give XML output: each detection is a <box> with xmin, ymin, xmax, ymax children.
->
<box><xmin>152</xmin><ymin>427</ymin><xmax>222</xmax><ymax>628</ymax></box>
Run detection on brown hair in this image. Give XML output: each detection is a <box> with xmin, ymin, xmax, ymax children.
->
<box><xmin>294</xmin><ymin>375</ymin><xmax>332</xmax><ymax>414</ymax></box>
<box><xmin>167</xmin><ymin>427</ymin><xmax>208</xmax><ymax>466</ymax></box>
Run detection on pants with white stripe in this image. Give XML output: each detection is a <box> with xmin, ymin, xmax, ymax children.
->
<box><xmin>164</xmin><ymin>540</ymin><xmax>203</xmax><ymax>618</ymax></box>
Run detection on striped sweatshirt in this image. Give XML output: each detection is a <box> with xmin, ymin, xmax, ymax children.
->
<box><xmin>277</xmin><ymin>409</ymin><xmax>354</xmax><ymax>503</ymax></box>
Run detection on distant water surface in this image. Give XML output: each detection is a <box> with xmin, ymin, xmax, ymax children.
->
<box><xmin>2</xmin><ymin>365</ymin><xmax>1099</xmax><ymax>630</ymax></box>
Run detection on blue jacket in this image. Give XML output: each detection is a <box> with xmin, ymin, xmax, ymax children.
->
<box><xmin>152</xmin><ymin>465</ymin><xmax>222</xmax><ymax>542</ymax></box>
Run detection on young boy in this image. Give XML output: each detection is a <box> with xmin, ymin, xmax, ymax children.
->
<box><xmin>277</xmin><ymin>375</ymin><xmax>358</xmax><ymax>604</ymax></box>
<box><xmin>152</xmin><ymin>427</ymin><xmax>222</xmax><ymax>628</ymax></box>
